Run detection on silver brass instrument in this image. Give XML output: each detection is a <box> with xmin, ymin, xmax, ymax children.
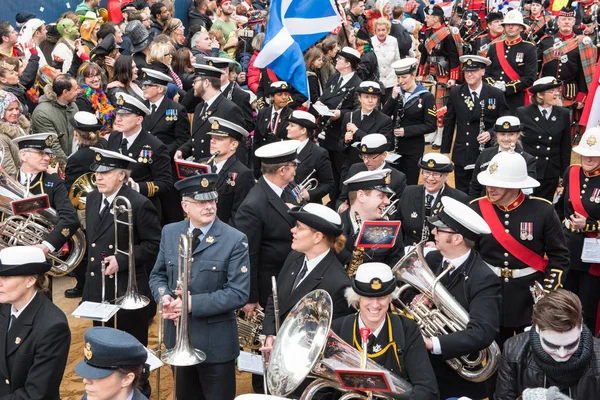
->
<box><xmin>161</xmin><ymin>229</ymin><xmax>207</xmax><ymax>366</ymax></box>
<box><xmin>381</xmin><ymin>193</ymin><xmax>399</xmax><ymax>219</ymax></box>
<box><xmin>113</xmin><ymin>196</ymin><xmax>150</xmax><ymax>310</ymax></box>
<box><xmin>391</xmin><ymin>242</ymin><xmax>500</xmax><ymax>382</ymax></box>
<box><xmin>237</xmin><ymin>308</ymin><xmax>265</xmax><ymax>350</ymax></box>
<box><xmin>299</xmin><ymin>169</ymin><xmax>318</xmax><ymax>192</ymax></box>
<box><xmin>0</xmin><ymin>169</ymin><xmax>86</xmax><ymax>276</ymax></box>
<box><xmin>478</xmin><ymin>99</ymin><xmax>486</xmax><ymax>152</ymax></box>
<box><xmin>267</xmin><ymin>289</ymin><xmax>413</xmax><ymax>399</ymax></box>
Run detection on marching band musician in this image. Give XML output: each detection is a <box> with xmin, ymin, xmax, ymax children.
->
<box><xmin>417</xmin><ymin>4</ymin><xmax>461</xmax><ymax>150</ymax></box>
<box><xmin>382</xmin><ymin>58</ymin><xmax>436</xmax><ymax>186</ymax></box>
<box><xmin>107</xmin><ymin>93</ymin><xmax>172</xmax><ymax>221</ymax></box>
<box><xmin>557</xmin><ymin>127</ymin><xmax>600</xmax><ymax>332</ymax></box>
<box><xmin>470</xmin><ymin>12</ymin><xmax>505</xmax><ymax>57</ymax></box>
<box><xmin>523</xmin><ymin>0</ymin><xmax>553</xmax><ymax>48</ymax></box>
<box><xmin>398</xmin><ymin>153</ymin><xmax>470</xmax><ymax>247</ymax></box>
<box><xmin>441</xmin><ymin>55</ymin><xmax>510</xmax><ymax>193</ymax></box>
<box><xmin>340</xmin><ymin>81</ymin><xmax>392</xmax><ymax>182</ymax></box>
<box><xmin>261</xmin><ymin>203</ymin><xmax>351</xmax><ymax>353</ymax></box>
<box><xmin>175</xmin><ymin>65</ymin><xmax>245</xmax><ymax>164</ymax></box>
<box><xmin>484</xmin><ymin>10</ymin><xmax>538</xmax><ymax>113</ymax></box>
<box><xmin>149</xmin><ymin>173</ymin><xmax>250</xmax><ymax>400</ymax></box>
<box><xmin>315</xmin><ymin>46</ymin><xmax>363</xmax><ymax>204</ymax></box>
<box><xmin>516</xmin><ymin>77</ymin><xmax>572</xmax><ymax>202</ymax></box>
<box><xmin>287</xmin><ymin>110</ymin><xmax>335</xmax><ymax>204</ymax></box>
<box><xmin>74</xmin><ymin>327</ymin><xmax>149</xmax><ymax>400</ymax></box>
<box><xmin>496</xmin><ymin>290</ymin><xmax>600</xmax><ymax>399</ymax></box>
<box><xmin>469</xmin><ymin>116</ymin><xmax>538</xmax><ymax>198</ymax></box>
<box><xmin>12</xmin><ymin>133</ymin><xmax>80</xmax><ymax>275</ymax></box>
<box><xmin>471</xmin><ymin>150</ymin><xmax>570</xmax><ymax>347</ymax></box>
<box><xmin>83</xmin><ymin>148</ymin><xmax>161</xmax><ymax>345</ymax></box>
<box><xmin>419</xmin><ymin>196</ymin><xmax>501</xmax><ymax>399</ymax></box>
<box><xmin>331</xmin><ymin>262</ymin><xmax>439</xmax><ymax>400</ymax></box>
<box><xmin>337</xmin><ymin>169</ymin><xmax>404</xmax><ymax>270</ymax></box>
<box><xmin>0</xmin><ymin>246</ymin><xmax>70</xmax><ymax>399</ymax></box>
<box><xmin>337</xmin><ymin>134</ymin><xmax>407</xmax><ymax>217</ymax></box>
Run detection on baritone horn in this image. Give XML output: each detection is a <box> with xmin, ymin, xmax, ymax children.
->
<box><xmin>391</xmin><ymin>242</ymin><xmax>500</xmax><ymax>382</ymax></box>
<box><xmin>267</xmin><ymin>289</ymin><xmax>413</xmax><ymax>399</ymax></box>
<box><xmin>299</xmin><ymin>169</ymin><xmax>318</xmax><ymax>191</ymax></box>
<box><xmin>381</xmin><ymin>193</ymin><xmax>399</xmax><ymax>219</ymax></box>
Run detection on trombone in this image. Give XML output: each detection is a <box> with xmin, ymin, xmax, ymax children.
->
<box><xmin>299</xmin><ymin>169</ymin><xmax>318</xmax><ymax>191</ymax></box>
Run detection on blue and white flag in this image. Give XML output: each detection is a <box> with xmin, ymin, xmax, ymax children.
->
<box><xmin>254</xmin><ymin>0</ymin><xmax>342</xmax><ymax>99</ymax></box>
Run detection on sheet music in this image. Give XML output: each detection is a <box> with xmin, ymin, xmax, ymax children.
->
<box><xmin>71</xmin><ymin>301</ymin><xmax>120</xmax><ymax>322</ymax></box>
<box><xmin>313</xmin><ymin>102</ymin><xmax>334</xmax><ymax>117</ymax></box>
<box><xmin>237</xmin><ymin>351</ymin><xmax>264</xmax><ymax>375</ymax></box>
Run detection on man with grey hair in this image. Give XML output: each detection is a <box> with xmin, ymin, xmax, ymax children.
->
<box><xmin>190</xmin><ymin>29</ymin><xmax>219</xmax><ymax>64</ymax></box>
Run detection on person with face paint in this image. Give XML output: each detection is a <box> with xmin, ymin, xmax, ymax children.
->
<box><xmin>52</xmin><ymin>18</ymin><xmax>87</xmax><ymax>74</ymax></box>
<box><xmin>496</xmin><ymin>289</ymin><xmax>600</xmax><ymax>399</ymax></box>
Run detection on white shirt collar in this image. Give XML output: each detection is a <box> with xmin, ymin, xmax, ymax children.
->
<box><xmin>220</xmin><ymin>82</ymin><xmax>229</xmax><ymax>92</ymax></box>
<box><xmin>123</xmin><ymin>128</ymin><xmax>143</xmax><ymax>148</ymax></box>
<box><xmin>443</xmin><ymin>249</ymin><xmax>471</xmax><ymax>275</ymax></box>
<box><xmin>538</xmin><ymin>105</ymin><xmax>552</xmax><ymax>116</ymax></box>
<box><xmin>297</xmin><ymin>138</ymin><xmax>309</xmax><ymax>154</ymax></box>
<box><xmin>189</xmin><ymin>219</ymin><xmax>215</xmax><ymax>236</ymax></box>
<box><xmin>263</xmin><ymin>176</ymin><xmax>284</xmax><ymax>198</ymax></box>
<box><xmin>11</xmin><ymin>291</ymin><xmax>37</xmax><ymax>318</ymax></box>
<box><xmin>214</xmin><ymin>158</ymin><xmax>227</xmax><ymax>174</ymax></box>
<box><xmin>424</xmin><ymin>184</ymin><xmax>443</xmax><ymax>198</ymax></box>
<box><xmin>469</xmin><ymin>83</ymin><xmax>483</xmax><ymax>98</ymax></box>
<box><xmin>149</xmin><ymin>95</ymin><xmax>164</xmax><ymax>112</ymax></box>
<box><xmin>205</xmin><ymin>92</ymin><xmax>220</xmax><ymax>109</ymax></box>
<box><xmin>358</xmin><ymin>313</ymin><xmax>386</xmax><ymax>338</ymax></box>
<box><xmin>340</xmin><ymin>71</ymin><xmax>356</xmax><ymax>87</ymax></box>
<box><xmin>19</xmin><ymin>170</ymin><xmax>39</xmax><ymax>185</ymax></box>
<box><xmin>125</xmin><ymin>389</ymin><xmax>134</xmax><ymax>400</ymax></box>
<box><xmin>101</xmin><ymin>190</ymin><xmax>121</xmax><ymax>212</ymax></box>
<box><xmin>296</xmin><ymin>249</ymin><xmax>330</xmax><ymax>287</ymax></box>
<box><xmin>373</xmin><ymin>162</ymin><xmax>385</xmax><ymax>171</ymax></box>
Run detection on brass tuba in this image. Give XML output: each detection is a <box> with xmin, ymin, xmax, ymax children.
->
<box><xmin>391</xmin><ymin>242</ymin><xmax>501</xmax><ymax>382</ymax></box>
<box><xmin>267</xmin><ymin>289</ymin><xmax>413</xmax><ymax>399</ymax></box>
<box><xmin>0</xmin><ymin>169</ymin><xmax>85</xmax><ymax>276</ymax></box>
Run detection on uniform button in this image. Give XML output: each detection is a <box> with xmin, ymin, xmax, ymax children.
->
<box><xmin>201</xmin><ymin>140</ymin><xmax>204</xmax><ymax>143</ymax></box>
<box><xmin>545</xmin><ymin>157</ymin><xmax>549</xmax><ymax>160</ymax></box>
<box><xmin>109</xmin><ymin>245</ymin><xmax>113</xmax><ymax>249</ymax></box>
<box><xmin>466</xmin><ymin>132</ymin><xmax>469</xmax><ymax>135</ymax></box>
<box><xmin>505</xmin><ymin>228</ymin><xmax>510</xmax><ymax>233</ymax></box>
<box><xmin>505</xmin><ymin>214</ymin><xmax>510</xmax><ymax>218</ymax></box>
<box><xmin>212</xmin><ymin>266</ymin><xmax>216</xmax><ymax>270</ymax></box>
<box><xmin>466</xmin><ymin>142</ymin><xmax>470</xmax><ymax>146</ymax></box>
<box><xmin>501</xmin><ymin>71</ymin><xmax>505</xmax><ymax>74</ymax></box>
<box><xmin>536</xmin><ymin>145</ymin><xmax>540</xmax><ymax>149</ymax></box>
<box><xmin>91</xmin><ymin>243</ymin><xmax>95</xmax><ymax>247</ymax></box>
<box><xmin>504</xmin><ymin>252</ymin><xmax>509</xmax><ymax>257</ymax></box>
<box><xmin>90</xmin><ymin>257</ymin><xmax>95</xmax><ymax>262</ymax></box>
<box><xmin>90</xmin><ymin>272</ymin><xmax>95</xmax><ymax>277</ymax></box>
<box><xmin>128</xmin><ymin>153</ymin><xmax>133</xmax><ymax>157</ymax></box>
<box><xmin>538</xmin><ymin>136</ymin><xmax>542</xmax><ymax>139</ymax></box>
<box><xmin>546</xmin><ymin>147</ymin><xmax>550</xmax><ymax>151</ymax></box>
<box><xmin>192</xmin><ymin>148</ymin><xmax>195</xmax><ymax>151</ymax></box>
<box><xmin>504</xmin><ymin>221</ymin><xmax>509</xmax><ymax>226</ymax></box>
<box><xmin>192</xmin><ymin>138</ymin><xmax>195</xmax><ymax>142</ymax></box>
<box><xmin>582</xmin><ymin>190</ymin><xmax>586</xmax><ymax>194</ymax></box>
<box><xmin>413</xmin><ymin>230</ymin><xmax>417</xmax><ymax>234</ymax></box>
<box><xmin>504</xmin><ymin>261</ymin><xmax>509</xmax><ymax>266</ymax></box>
<box><xmin>535</xmin><ymin>156</ymin><xmax>539</xmax><ymax>159</ymax></box>
<box><xmin>585</xmin><ymin>178</ymin><xmax>590</xmax><ymax>182</ymax></box>
<box><xmin>583</xmin><ymin>184</ymin><xmax>587</xmax><ymax>188</ymax></box>
<box><xmin>109</xmin><ymin>275</ymin><xmax>114</xmax><ymax>279</ymax></box>
<box><xmin>4</xmin><ymin>379</ymin><xmax>8</xmax><ymax>385</ymax></box>
<box><xmin>548</xmin><ymin>137</ymin><xmax>552</xmax><ymax>140</ymax></box>
<box><xmin>467</xmin><ymin>122</ymin><xmax>470</xmax><ymax>126</ymax></box>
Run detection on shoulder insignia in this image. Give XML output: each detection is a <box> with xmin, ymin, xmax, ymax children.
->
<box><xmin>523</xmin><ymin>40</ymin><xmax>535</xmax><ymax>46</ymax></box>
<box><xmin>529</xmin><ymin>196</ymin><xmax>553</xmax><ymax>205</ymax></box>
<box><xmin>469</xmin><ymin>196</ymin><xmax>486</xmax><ymax>205</ymax></box>
<box><xmin>583</xmin><ymin>37</ymin><xmax>592</xmax><ymax>45</ymax></box>
<box><xmin>451</xmin><ymin>27</ymin><xmax>459</xmax><ymax>35</ymax></box>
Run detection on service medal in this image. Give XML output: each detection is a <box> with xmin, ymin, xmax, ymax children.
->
<box><xmin>560</xmin><ymin>55</ymin><xmax>568</xmax><ymax>63</ymax></box>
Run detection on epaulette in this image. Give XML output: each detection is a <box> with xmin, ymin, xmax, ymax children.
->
<box><xmin>529</xmin><ymin>196</ymin><xmax>552</xmax><ymax>205</ymax></box>
<box><xmin>469</xmin><ymin>196</ymin><xmax>486</xmax><ymax>205</ymax></box>
<box><xmin>523</xmin><ymin>40</ymin><xmax>536</xmax><ymax>46</ymax></box>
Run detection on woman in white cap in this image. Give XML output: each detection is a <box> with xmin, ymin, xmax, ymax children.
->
<box><xmin>558</xmin><ymin>127</ymin><xmax>600</xmax><ymax>332</ymax></box>
<box><xmin>331</xmin><ymin>262</ymin><xmax>439</xmax><ymax>399</ymax></box>
<box><xmin>0</xmin><ymin>246</ymin><xmax>70</xmax><ymax>398</ymax></box>
<box><xmin>469</xmin><ymin>116</ymin><xmax>537</xmax><ymax>198</ymax></box>
<box><xmin>516</xmin><ymin>76</ymin><xmax>571</xmax><ymax>202</ymax></box>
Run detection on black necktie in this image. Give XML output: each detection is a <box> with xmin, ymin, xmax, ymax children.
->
<box><xmin>293</xmin><ymin>259</ymin><xmax>308</xmax><ymax>289</ymax></box>
<box><xmin>7</xmin><ymin>315</ymin><xmax>16</xmax><ymax>332</ymax></box>
<box><xmin>211</xmin><ymin>164</ymin><xmax>217</xmax><ymax>173</ymax></box>
<box><xmin>151</xmin><ymin>104</ymin><xmax>157</xmax><ymax>114</ymax></box>
<box><xmin>192</xmin><ymin>228</ymin><xmax>202</xmax><ymax>249</ymax></box>
<box><xmin>472</xmin><ymin>91</ymin><xmax>479</xmax><ymax>105</ymax></box>
<box><xmin>542</xmin><ymin>109</ymin><xmax>548</xmax><ymax>119</ymax></box>
<box><xmin>271</xmin><ymin>112</ymin><xmax>278</xmax><ymax>132</ymax></box>
<box><xmin>367</xmin><ymin>333</ymin><xmax>377</xmax><ymax>353</ymax></box>
<box><xmin>441</xmin><ymin>260</ymin><xmax>454</xmax><ymax>285</ymax></box>
<box><xmin>425</xmin><ymin>194</ymin><xmax>434</xmax><ymax>209</ymax></box>
<box><xmin>120</xmin><ymin>138</ymin><xmax>128</xmax><ymax>155</ymax></box>
<box><xmin>199</xmin><ymin>103</ymin><xmax>208</xmax><ymax>119</ymax></box>
<box><xmin>99</xmin><ymin>198</ymin><xmax>110</xmax><ymax>219</ymax></box>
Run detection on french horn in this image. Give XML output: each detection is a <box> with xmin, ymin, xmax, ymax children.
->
<box><xmin>391</xmin><ymin>242</ymin><xmax>500</xmax><ymax>382</ymax></box>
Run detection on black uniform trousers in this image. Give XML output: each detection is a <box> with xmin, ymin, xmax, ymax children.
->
<box><xmin>454</xmin><ymin>165</ymin><xmax>474</xmax><ymax>194</ymax></box>
<box><xmin>396</xmin><ymin>154</ymin><xmax>421</xmax><ymax>186</ymax></box>
<box><xmin>176</xmin><ymin>360</ymin><xmax>236</xmax><ymax>400</ymax></box>
<box><xmin>534</xmin><ymin>176</ymin><xmax>560</xmax><ymax>203</ymax></box>
<box><xmin>92</xmin><ymin>307</ymin><xmax>149</xmax><ymax>346</ymax></box>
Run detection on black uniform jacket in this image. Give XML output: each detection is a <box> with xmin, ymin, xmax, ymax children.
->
<box><xmin>83</xmin><ymin>185</ymin><xmax>161</xmax><ymax>303</ymax></box>
<box><xmin>337</xmin><ymin>208</ymin><xmax>405</xmax><ymax>269</ymax></box>
<box><xmin>142</xmin><ymin>97</ymin><xmax>190</xmax><ymax>157</ymax></box>
<box><xmin>294</xmin><ymin>140</ymin><xmax>335</xmax><ymax>204</ymax></box>
<box><xmin>399</xmin><ymin>184</ymin><xmax>470</xmax><ymax>246</ymax></box>
<box><xmin>199</xmin><ymin>155</ymin><xmax>254</xmax><ymax>225</ymax></box>
<box><xmin>107</xmin><ymin>129</ymin><xmax>173</xmax><ymax>207</ymax></box>
<box><xmin>332</xmin><ymin>312</ymin><xmax>440</xmax><ymax>400</ymax></box>
<box><xmin>485</xmin><ymin>38</ymin><xmax>538</xmax><ymax>112</ymax></box>
<box><xmin>252</xmin><ymin>105</ymin><xmax>292</xmax><ymax>176</ymax></box>
<box><xmin>179</xmin><ymin>94</ymin><xmax>246</xmax><ymax>163</ymax></box>
<box><xmin>341</xmin><ymin>109</ymin><xmax>393</xmax><ymax>168</ymax></box>
<box><xmin>64</xmin><ymin>140</ymin><xmax>108</xmax><ymax>192</ymax></box>
<box><xmin>516</xmin><ymin>105</ymin><xmax>571</xmax><ymax>181</ymax></box>
<box><xmin>539</xmin><ymin>34</ymin><xmax>589</xmax><ymax>100</ymax></box>
<box><xmin>424</xmin><ymin>250</ymin><xmax>501</xmax><ymax>399</ymax></box>
<box><xmin>418</xmin><ymin>26</ymin><xmax>460</xmax><ymax>79</ymax></box>
<box><xmin>0</xmin><ymin>294</ymin><xmax>70</xmax><ymax>399</ymax></box>
<box><xmin>16</xmin><ymin>170</ymin><xmax>80</xmax><ymax>250</ymax></box>
<box><xmin>262</xmin><ymin>250</ymin><xmax>351</xmax><ymax>337</ymax></box>
<box><xmin>442</xmin><ymin>83</ymin><xmax>510</xmax><ymax>167</ymax></box>
<box><xmin>233</xmin><ymin>177</ymin><xmax>295</xmax><ymax>305</ymax></box>
<box><xmin>317</xmin><ymin>72</ymin><xmax>362</xmax><ymax>153</ymax></box>
<box><xmin>222</xmin><ymin>82</ymin><xmax>255</xmax><ymax>133</ymax></box>
<box><xmin>336</xmin><ymin>162</ymin><xmax>407</xmax><ymax>215</ymax></box>
<box><xmin>470</xmin><ymin>194</ymin><xmax>570</xmax><ymax>327</ymax></box>
<box><xmin>468</xmin><ymin>146</ymin><xmax>537</xmax><ymax>198</ymax></box>
<box><xmin>381</xmin><ymin>87</ymin><xmax>436</xmax><ymax>155</ymax></box>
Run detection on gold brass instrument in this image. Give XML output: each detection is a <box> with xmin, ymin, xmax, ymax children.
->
<box><xmin>161</xmin><ymin>229</ymin><xmax>207</xmax><ymax>366</ymax></box>
<box><xmin>69</xmin><ymin>172</ymin><xmax>97</xmax><ymax>210</ymax></box>
<box><xmin>299</xmin><ymin>169</ymin><xmax>318</xmax><ymax>192</ymax></box>
<box><xmin>0</xmin><ymin>169</ymin><xmax>86</xmax><ymax>276</ymax></box>
<box><xmin>267</xmin><ymin>289</ymin><xmax>413</xmax><ymax>399</ymax></box>
<box><xmin>113</xmin><ymin>196</ymin><xmax>150</xmax><ymax>310</ymax></box>
<box><xmin>391</xmin><ymin>242</ymin><xmax>501</xmax><ymax>383</ymax></box>
<box><xmin>237</xmin><ymin>308</ymin><xmax>265</xmax><ymax>350</ymax></box>
<box><xmin>381</xmin><ymin>193</ymin><xmax>399</xmax><ymax>219</ymax></box>
<box><xmin>345</xmin><ymin>212</ymin><xmax>365</xmax><ymax>277</ymax></box>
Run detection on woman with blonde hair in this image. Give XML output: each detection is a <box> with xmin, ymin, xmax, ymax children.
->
<box><xmin>165</xmin><ymin>18</ymin><xmax>185</xmax><ymax>49</ymax></box>
<box><xmin>372</xmin><ymin>17</ymin><xmax>401</xmax><ymax>100</ymax></box>
<box><xmin>146</xmin><ymin>39</ymin><xmax>183</xmax><ymax>89</ymax></box>
<box><xmin>0</xmin><ymin>90</ymin><xmax>27</xmax><ymax>175</ymax></box>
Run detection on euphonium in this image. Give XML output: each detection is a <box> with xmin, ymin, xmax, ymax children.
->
<box><xmin>0</xmin><ymin>168</ymin><xmax>85</xmax><ymax>276</ymax></box>
<box><xmin>345</xmin><ymin>212</ymin><xmax>365</xmax><ymax>277</ymax></box>
<box><xmin>391</xmin><ymin>242</ymin><xmax>501</xmax><ymax>383</ymax></box>
<box><xmin>267</xmin><ymin>289</ymin><xmax>413</xmax><ymax>399</ymax></box>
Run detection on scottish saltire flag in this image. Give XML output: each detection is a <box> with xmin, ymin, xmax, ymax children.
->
<box><xmin>254</xmin><ymin>0</ymin><xmax>342</xmax><ymax>98</ymax></box>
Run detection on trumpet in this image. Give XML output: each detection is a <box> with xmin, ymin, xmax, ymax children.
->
<box><xmin>299</xmin><ymin>169</ymin><xmax>318</xmax><ymax>191</ymax></box>
<box><xmin>381</xmin><ymin>193</ymin><xmax>399</xmax><ymax>219</ymax></box>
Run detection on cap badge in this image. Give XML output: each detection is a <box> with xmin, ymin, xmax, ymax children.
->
<box><xmin>211</xmin><ymin>120</ymin><xmax>220</xmax><ymax>130</ymax></box>
<box><xmin>15</xmin><ymin>337</ymin><xmax>21</xmax><ymax>345</ymax></box>
<box><xmin>241</xmin><ymin>266</ymin><xmax>248</xmax><ymax>273</ymax></box>
<box><xmin>61</xmin><ymin>228</ymin><xmax>70</xmax><ymax>237</ymax></box>
<box><xmin>367</xmin><ymin>86</ymin><xmax>374</xmax><ymax>93</ymax></box>
<box><xmin>281</xmin><ymin>84</ymin><xmax>288</xmax><ymax>89</ymax></box>
<box><xmin>502</xmin><ymin>121</ymin><xmax>510</xmax><ymax>129</ymax></box>
<box><xmin>207</xmin><ymin>60</ymin><xmax>213</xmax><ymax>66</ymax></box>
<box><xmin>427</xmin><ymin>160</ymin><xmax>435</xmax><ymax>168</ymax></box>
<box><xmin>95</xmin><ymin>154</ymin><xmax>101</xmax><ymax>161</ymax></box>
<box><xmin>201</xmin><ymin>178</ymin><xmax>209</xmax><ymax>188</ymax></box>
<box><xmin>206</xmin><ymin>236</ymin><xmax>214</xmax><ymax>243</ymax></box>
<box><xmin>116</xmin><ymin>96</ymin><xmax>125</xmax><ymax>106</ymax></box>
<box><xmin>370</xmin><ymin>278</ymin><xmax>382</xmax><ymax>290</ymax></box>
<box><xmin>45</xmin><ymin>136</ymin><xmax>53</xmax><ymax>146</ymax></box>
<box><xmin>84</xmin><ymin>343</ymin><xmax>93</xmax><ymax>361</ymax></box>
<box><xmin>384</xmin><ymin>173</ymin><xmax>391</xmax><ymax>185</ymax></box>
<box><xmin>466</xmin><ymin>59</ymin><xmax>472</xmax><ymax>65</ymax></box>
<box><xmin>489</xmin><ymin>160</ymin><xmax>499</xmax><ymax>174</ymax></box>
<box><xmin>361</xmin><ymin>145</ymin><xmax>367</xmax><ymax>153</ymax></box>
<box><xmin>587</xmin><ymin>135</ymin><xmax>597</xmax><ymax>147</ymax></box>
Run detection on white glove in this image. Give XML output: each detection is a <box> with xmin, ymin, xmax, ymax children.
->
<box><xmin>494</xmin><ymin>81</ymin><xmax>506</xmax><ymax>92</ymax></box>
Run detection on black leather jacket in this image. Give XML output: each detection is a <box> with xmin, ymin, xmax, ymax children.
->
<box><xmin>495</xmin><ymin>332</ymin><xmax>600</xmax><ymax>399</ymax></box>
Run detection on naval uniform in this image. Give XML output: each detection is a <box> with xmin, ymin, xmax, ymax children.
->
<box><xmin>252</xmin><ymin>105</ymin><xmax>292</xmax><ymax>177</ymax></box>
<box><xmin>294</xmin><ymin>139</ymin><xmax>335</xmax><ymax>204</ymax></box>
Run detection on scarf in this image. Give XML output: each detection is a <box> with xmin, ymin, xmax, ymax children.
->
<box><xmin>79</xmin><ymin>84</ymin><xmax>114</xmax><ymax>135</ymax></box>
<box><xmin>529</xmin><ymin>325</ymin><xmax>593</xmax><ymax>389</ymax></box>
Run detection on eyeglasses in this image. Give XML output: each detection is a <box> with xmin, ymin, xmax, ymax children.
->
<box><xmin>422</xmin><ymin>171</ymin><xmax>444</xmax><ymax>179</ymax></box>
<box><xmin>359</xmin><ymin>153</ymin><xmax>383</xmax><ymax>161</ymax></box>
<box><xmin>434</xmin><ymin>228</ymin><xmax>457</xmax><ymax>235</ymax></box>
<box><xmin>185</xmin><ymin>198</ymin><xmax>218</xmax><ymax>206</ymax></box>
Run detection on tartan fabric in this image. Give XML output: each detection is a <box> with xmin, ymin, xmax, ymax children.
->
<box><xmin>425</xmin><ymin>27</ymin><xmax>451</xmax><ymax>52</ymax></box>
<box><xmin>541</xmin><ymin>36</ymin><xmax>580</xmax><ymax>64</ymax></box>
<box><xmin>478</xmin><ymin>34</ymin><xmax>505</xmax><ymax>57</ymax></box>
<box><xmin>451</xmin><ymin>29</ymin><xmax>464</xmax><ymax>57</ymax></box>
<box><xmin>578</xmin><ymin>38</ymin><xmax>597</xmax><ymax>88</ymax></box>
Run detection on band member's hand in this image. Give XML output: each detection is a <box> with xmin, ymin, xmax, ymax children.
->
<box><xmin>338</xmin><ymin>201</ymin><xmax>349</xmax><ymax>214</ymax></box>
<box><xmin>174</xmin><ymin>150</ymin><xmax>183</xmax><ymax>161</ymax></box>
<box><xmin>394</xmin><ymin>128</ymin><xmax>404</xmax><ymax>137</ymax></box>
<box><xmin>477</xmin><ymin>131</ymin><xmax>491</xmax><ymax>144</ymax></box>
<box><xmin>391</xmin><ymin>85</ymin><xmax>401</xmax><ymax>99</ymax></box>
<box><xmin>237</xmin><ymin>71</ymin><xmax>247</xmax><ymax>83</ymax></box>
<box><xmin>447</xmin><ymin>79</ymin><xmax>456</xmax><ymax>87</ymax></box>
<box><xmin>346</xmin><ymin>122</ymin><xmax>358</xmax><ymax>134</ymax></box>
<box><xmin>331</xmin><ymin>110</ymin><xmax>341</xmax><ymax>120</ymax></box>
<box><xmin>570</xmin><ymin>211</ymin><xmax>587</xmax><ymax>230</ymax></box>
<box><xmin>260</xmin><ymin>335</ymin><xmax>276</xmax><ymax>362</ymax></box>
<box><xmin>423</xmin><ymin>337</ymin><xmax>434</xmax><ymax>351</ymax></box>
<box><xmin>241</xmin><ymin>302</ymin><xmax>262</xmax><ymax>316</ymax></box>
<box><xmin>128</xmin><ymin>178</ymin><xmax>139</xmax><ymax>192</ymax></box>
<box><xmin>302</xmin><ymin>188</ymin><xmax>310</xmax><ymax>201</ymax></box>
<box><xmin>103</xmin><ymin>255</ymin><xmax>119</xmax><ymax>275</ymax></box>
<box><xmin>164</xmin><ymin>296</ymin><xmax>182</xmax><ymax>321</ymax></box>
<box><xmin>174</xmin><ymin>289</ymin><xmax>192</xmax><ymax>313</ymax></box>
<box><xmin>411</xmin><ymin>293</ymin><xmax>433</xmax><ymax>309</ymax></box>
<box><xmin>161</xmin><ymin>294</ymin><xmax>176</xmax><ymax>319</ymax></box>
<box><xmin>575</xmin><ymin>102</ymin><xmax>584</xmax><ymax>110</ymax></box>
<box><xmin>33</xmin><ymin>244</ymin><xmax>50</xmax><ymax>255</ymax></box>
<box><xmin>344</xmin><ymin>131</ymin><xmax>354</xmax><ymax>143</ymax></box>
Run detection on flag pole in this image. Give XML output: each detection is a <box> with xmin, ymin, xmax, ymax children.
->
<box><xmin>333</xmin><ymin>1</ymin><xmax>351</xmax><ymax>46</ymax></box>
